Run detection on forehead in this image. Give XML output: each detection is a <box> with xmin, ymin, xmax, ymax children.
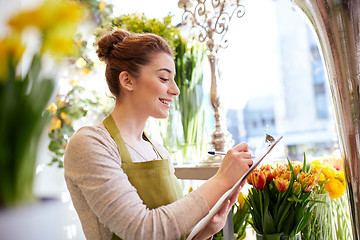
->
<box><xmin>144</xmin><ymin>52</ymin><xmax>175</xmax><ymax>73</ymax></box>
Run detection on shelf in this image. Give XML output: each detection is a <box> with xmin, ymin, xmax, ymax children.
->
<box><xmin>174</xmin><ymin>164</ymin><xmax>219</xmax><ymax>180</ymax></box>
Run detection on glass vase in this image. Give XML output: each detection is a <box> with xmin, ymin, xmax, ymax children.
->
<box><xmin>256</xmin><ymin>232</ymin><xmax>301</xmax><ymax>240</ymax></box>
<box><xmin>307</xmin><ymin>192</ymin><xmax>335</xmax><ymax>240</ymax></box>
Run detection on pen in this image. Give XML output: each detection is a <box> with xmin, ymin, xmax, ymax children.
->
<box><xmin>208</xmin><ymin>150</ymin><xmax>256</xmax><ymax>159</ymax></box>
<box><xmin>208</xmin><ymin>150</ymin><xmax>226</xmax><ymax>155</ymax></box>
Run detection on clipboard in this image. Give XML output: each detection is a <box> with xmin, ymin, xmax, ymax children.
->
<box><xmin>186</xmin><ymin>136</ymin><xmax>283</xmax><ymax>240</ymax></box>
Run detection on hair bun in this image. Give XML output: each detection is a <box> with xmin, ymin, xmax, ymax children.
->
<box><xmin>97</xmin><ymin>30</ymin><xmax>131</xmax><ymax>63</ymax></box>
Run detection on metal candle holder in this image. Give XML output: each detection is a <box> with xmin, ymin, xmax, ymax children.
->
<box><xmin>178</xmin><ymin>0</ymin><xmax>245</xmax><ymax>165</ymax></box>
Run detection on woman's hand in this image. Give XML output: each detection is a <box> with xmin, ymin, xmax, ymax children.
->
<box><xmin>196</xmin><ymin>142</ymin><xmax>252</xmax><ymax>214</ymax></box>
<box><xmin>215</xmin><ymin>143</ymin><xmax>253</xmax><ymax>190</ymax></box>
<box><xmin>194</xmin><ymin>186</ymin><xmax>243</xmax><ymax>240</ymax></box>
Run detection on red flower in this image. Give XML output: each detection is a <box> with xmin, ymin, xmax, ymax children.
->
<box><xmin>249</xmin><ymin>169</ymin><xmax>266</xmax><ymax>190</ymax></box>
<box><xmin>275</xmin><ymin>177</ymin><xmax>290</xmax><ymax>192</ymax></box>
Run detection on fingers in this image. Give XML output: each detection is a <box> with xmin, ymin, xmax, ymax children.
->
<box><xmin>243</xmin><ymin>158</ymin><xmax>253</xmax><ymax>167</ymax></box>
<box><xmin>218</xmin><ymin>199</ymin><xmax>231</xmax><ymax>217</ymax></box>
<box><xmin>229</xmin><ymin>187</ymin><xmax>241</xmax><ymax>205</ymax></box>
<box><xmin>233</xmin><ymin>142</ymin><xmax>249</xmax><ymax>152</ymax></box>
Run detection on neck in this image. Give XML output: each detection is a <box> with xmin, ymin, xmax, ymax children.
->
<box><xmin>110</xmin><ymin>101</ymin><xmax>148</xmax><ymax>142</ymax></box>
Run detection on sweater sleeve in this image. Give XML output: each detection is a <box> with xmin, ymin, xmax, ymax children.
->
<box><xmin>64</xmin><ymin>126</ymin><xmax>209</xmax><ymax>240</ymax></box>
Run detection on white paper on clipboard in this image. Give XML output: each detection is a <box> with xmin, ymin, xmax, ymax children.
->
<box><xmin>186</xmin><ymin>136</ymin><xmax>283</xmax><ymax>240</ymax></box>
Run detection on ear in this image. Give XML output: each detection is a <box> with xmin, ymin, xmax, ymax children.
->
<box><xmin>119</xmin><ymin>71</ymin><xmax>134</xmax><ymax>91</ymax></box>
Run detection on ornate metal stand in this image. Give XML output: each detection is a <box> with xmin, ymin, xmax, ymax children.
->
<box><xmin>178</xmin><ymin>0</ymin><xmax>245</xmax><ymax>165</ymax></box>
<box><xmin>291</xmin><ymin>1</ymin><xmax>360</xmax><ymax>239</ymax></box>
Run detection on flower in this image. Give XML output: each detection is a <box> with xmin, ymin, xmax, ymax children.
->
<box><xmin>246</xmin><ymin>155</ymin><xmax>319</xmax><ymax>237</ymax></box>
<box><xmin>47</xmin><ymin>103</ymin><xmax>58</xmax><ymax>114</ymax></box>
<box><xmin>248</xmin><ymin>169</ymin><xmax>266</xmax><ymax>190</ymax></box>
<box><xmin>0</xmin><ymin>34</ymin><xmax>25</xmax><ymax>81</ymax></box>
<box><xmin>298</xmin><ymin>172</ymin><xmax>316</xmax><ymax>193</ymax></box>
<box><xmin>8</xmin><ymin>0</ymin><xmax>85</xmax><ymax>59</ymax></box>
<box><xmin>237</xmin><ymin>192</ymin><xmax>245</xmax><ymax>210</ymax></box>
<box><xmin>310</xmin><ymin>154</ymin><xmax>347</xmax><ymax>199</ymax></box>
<box><xmin>274</xmin><ymin>177</ymin><xmax>290</xmax><ymax>192</ymax></box>
<box><xmin>292</xmin><ymin>182</ymin><xmax>302</xmax><ymax>195</ymax></box>
<box><xmin>48</xmin><ymin>117</ymin><xmax>62</xmax><ymax>133</ymax></box>
<box><xmin>325</xmin><ymin>178</ymin><xmax>346</xmax><ymax>199</ymax></box>
<box><xmin>322</xmin><ymin>165</ymin><xmax>337</xmax><ymax>178</ymax></box>
<box><xmin>99</xmin><ymin>0</ymin><xmax>106</xmax><ymax>11</ymax></box>
<box><xmin>75</xmin><ymin>57</ymin><xmax>87</xmax><ymax>68</ymax></box>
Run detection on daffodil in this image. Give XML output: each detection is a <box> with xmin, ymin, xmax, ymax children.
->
<box><xmin>0</xmin><ymin>34</ymin><xmax>25</xmax><ymax>82</ymax></box>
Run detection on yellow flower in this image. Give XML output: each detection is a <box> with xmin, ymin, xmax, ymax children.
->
<box><xmin>325</xmin><ymin>178</ymin><xmax>346</xmax><ymax>199</ymax></box>
<box><xmin>9</xmin><ymin>0</ymin><xmax>85</xmax><ymax>32</ymax></box>
<box><xmin>188</xmin><ymin>187</ymin><xmax>193</xmax><ymax>193</ymax></box>
<box><xmin>237</xmin><ymin>192</ymin><xmax>245</xmax><ymax>210</ymax></box>
<box><xmin>56</xmin><ymin>99</ymin><xmax>66</xmax><ymax>108</ymax></box>
<box><xmin>60</xmin><ymin>112</ymin><xmax>68</xmax><ymax>121</ymax></box>
<box><xmin>46</xmin><ymin>103</ymin><xmax>58</xmax><ymax>114</ymax></box>
<box><xmin>0</xmin><ymin>34</ymin><xmax>25</xmax><ymax>82</ymax></box>
<box><xmin>336</xmin><ymin>171</ymin><xmax>346</xmax><ymax>185</ymax></box>
<box><xmin>75</xmin><ymin>57</ymin><xmax>87</xmax><ymax>68</ymax></box>
<box><xmin>69</xmin><ymin>80</ymin><xmax>79</xmax><ymax>86</ymax></box>
<box><xmin>322</xmin><ymin>165</ymin><xmax>337</xmax><ymax>178</ymax></box>
<box><xmin>48</xmin><ymin>117</ymin><xmax>62</xmax><ymax>132</ymax></box>
<box><xmin>99</xmin><ymin>0</ymin><xmax>106</xmax><ymax>11</ymax></box>
<box><xmin>41</xmin><ymin>24</ymin><xmax>78</xmax><ymax>58</ymax></box>
<box><xmin>81</xmin><ymin>68</ymin><xmax>92</xmax><ymax>76</ymax></box>
<box><xmin>318</xmin><ymin>173</ymin><xmax>326</xmax><ymax>182</ymax></box>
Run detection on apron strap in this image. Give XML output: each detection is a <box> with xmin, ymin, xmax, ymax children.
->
<box><xmin>143</xmin><ymin>132</ymin><xmax>165</xmax><ymax>160</ymax></box>
<box><xmin>103</xmin><ymin>114</ymin><xmax>132</xmax><ymax>164</ymax></box>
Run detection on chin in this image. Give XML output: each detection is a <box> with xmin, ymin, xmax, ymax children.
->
<box><xmin>152</xmin><ymin>112</ymin><xmax>169</xmax><ymax>119</ymax></box>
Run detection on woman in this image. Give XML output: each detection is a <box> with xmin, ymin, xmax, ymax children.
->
<box><xmin>64</xmin><ymin>29</ymin><xmax>253</xmax><ymax>240</ymax></box>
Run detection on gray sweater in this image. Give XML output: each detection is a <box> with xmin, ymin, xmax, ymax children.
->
<box><xmin>64</xmin><ymin>124</ymin><xmax>209</xmax><ymax>240</ymax></box>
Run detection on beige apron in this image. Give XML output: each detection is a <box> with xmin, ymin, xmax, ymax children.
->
<box><xmin>103</xmin><ymin>115</ymin><xmax>184</xmax><ymax>240</ymax></box>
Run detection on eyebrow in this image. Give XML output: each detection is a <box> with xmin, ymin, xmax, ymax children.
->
<box><xmin>157</xmin><ymin>68</ymin><xmax>176</xmax><ymax>77</ymax></box>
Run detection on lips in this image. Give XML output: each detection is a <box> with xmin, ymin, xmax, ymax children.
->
<box><xmin>159</xmin><ymin>98</ymin><xmax>171</xmax><ymax>107</ymax></box>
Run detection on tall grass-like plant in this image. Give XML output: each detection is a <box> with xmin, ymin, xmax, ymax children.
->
<box><xmin>174</xmin><ymin>40</ymin><xmax>208</xmax><ymax>163</ymax></box>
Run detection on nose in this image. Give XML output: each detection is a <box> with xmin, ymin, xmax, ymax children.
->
<box><xmin>169</xmin><ymin>80</ymin><xmax>180</xmax><ymax>96</ymax></box>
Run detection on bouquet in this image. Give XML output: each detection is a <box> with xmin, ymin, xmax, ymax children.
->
<box><xmin>246</xmin><ymin>154</ymin><xmax>320</xmax><ymax>239</ymax></box>
<box><xmin>302</xmin><ymin>151</ymin><xmax>352</xmax><ymax>240</ymax></box>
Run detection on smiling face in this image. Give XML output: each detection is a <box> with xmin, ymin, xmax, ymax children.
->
<box><xmin>130</xmin><ymin>52</ymin><xmax>180</xmax><ymax>119</ymax></box>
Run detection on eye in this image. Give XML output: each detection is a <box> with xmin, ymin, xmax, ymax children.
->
<box><xmin>160</xmin><ymin>77</ymin><xmax>169</xmax><ymax>82</ymax></box>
